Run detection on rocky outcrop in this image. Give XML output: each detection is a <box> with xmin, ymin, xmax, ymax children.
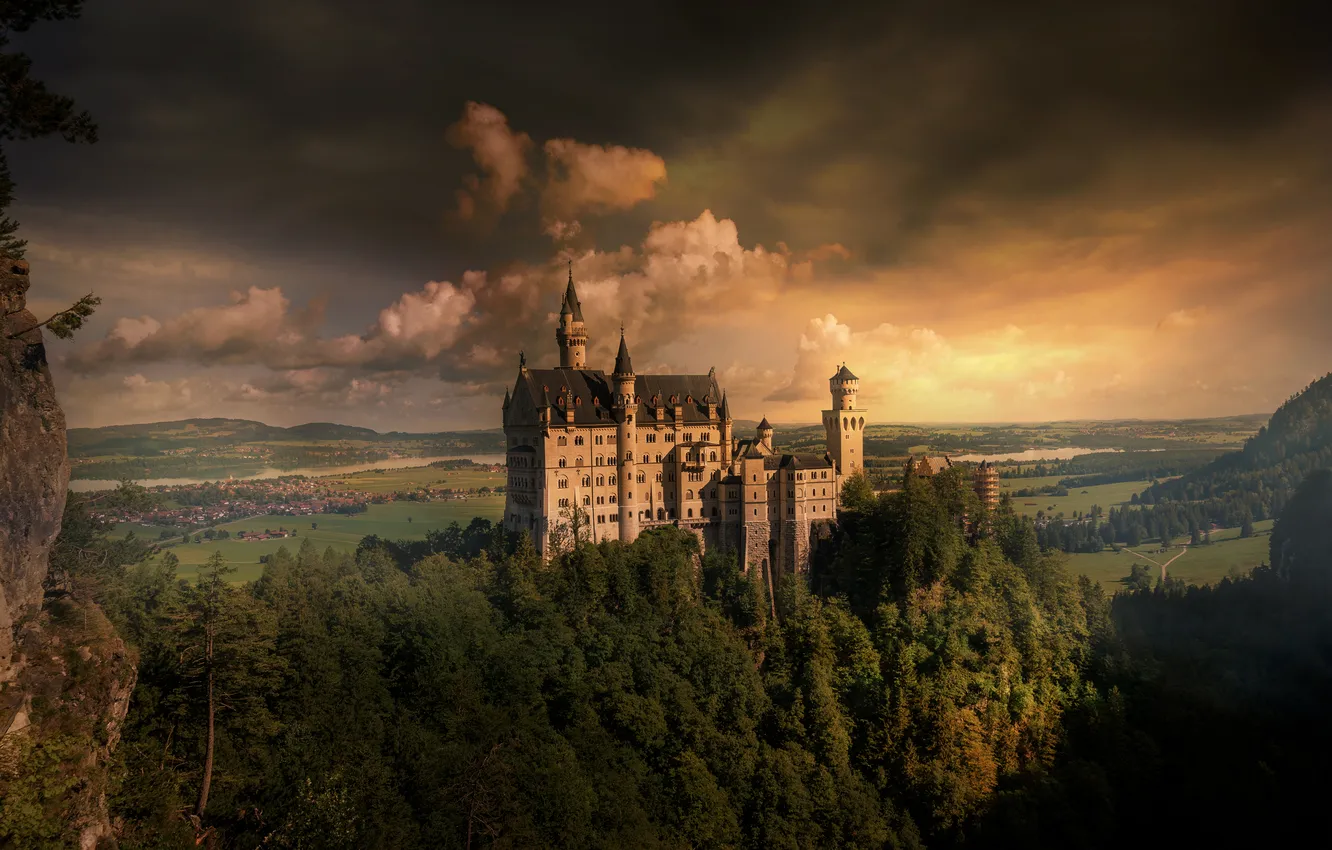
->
<box><xmin>1</xmin><ymin>257</ymin><xmax>70</xmax><ymax>683</ymax></box>
<box><xmin>1</xmin><ymin>258</ymin><xmax>132</xmax><ymax>847</ymax></box>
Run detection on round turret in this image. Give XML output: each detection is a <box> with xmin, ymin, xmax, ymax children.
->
<box><xmin>830</xmin><ymin>363</ymin><xmax>859</xmax><ymax>410</ymax></box>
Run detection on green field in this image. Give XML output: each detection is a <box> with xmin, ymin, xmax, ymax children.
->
<box><xmin>1066</xmin><ymin>520</ymin><xmax>1275</xmax><ymax>590</ymax></box>
<box><xmin>1002</xmin><ymin>477</ymin><xmax>1150</xmax><ymax>518</ymax></box>
<box><xmin>121</xmin><ymin>497</ymin><xmax>504</xmax><ymax>582</ymax></box>
<box><xmin>319</xmin><ymin>465</ymin><xmax>503</xmax><ymax>493</ymax></box>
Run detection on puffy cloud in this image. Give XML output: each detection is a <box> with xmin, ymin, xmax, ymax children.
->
<box><xmin>542</xmin><ymin>138</ymin><xmax>667</xmax><ymax>220</ymax></box>
<box><xmin>1157</xmin><ymin>306</ymin><xmax>1208</xmax><ymax>331</ymax></box>
<box><xmin>447</xmin><ymin>102</ymin><xmax>533</xmax><ymax>219</ymax></box>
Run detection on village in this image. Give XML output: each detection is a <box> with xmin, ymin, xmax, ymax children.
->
<box><xmin>93</xmin><ymin>463</ymin><xmax>506</xmax><ymax>538</ymax></box>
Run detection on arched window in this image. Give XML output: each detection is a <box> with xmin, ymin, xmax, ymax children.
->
<box><xmin>657</xmin><ymin>508</ymin><xmax>665</xmax><ymax>520</ymax></box>
<box><xmin>655</xmin><ymin>473</ymin><xmax>662</xmax><ymax>482</ymax></box>
<box><xmin>858</xmin><ymin>417</ymin><xmax>865</xmax><ymax>429</ymax></box>
<box><xmin>558</xmin><ymin>435</ymin><xmax>567</xmax><ymax>446</ymax></box>
<box><xmin>581</xmin><ymin>476</ymin><xmax>590</xmax><ymax>487</ymax></box>
<box><xmin>558</xmin><ymin>478</ymin><xmax>568</xmax><ymax>489</ymax></box>
<box><xmin>596</xmin><ymin>476</ymin><xmax>604</xmax><ymax>486</ymax></box>
<box><xmin>595</xmin><ymin>456</ymin><xmax>602</xmax><ymax>466</ymax></box>
<box><xmin>687</xmin><ymin>508</ymin><xmax>693</xmax><ymax>518</ymax></box>
<box><xmin>609</xmin><ymin>495</ymin><xmax>617</xmax><ymax>504</ymax></box>
<box><xmin>575</xmin><ymin>457</ymin><xmax>583</xmax><ymax>467</ymax></box>
<box><xmin>851</xmin><ymin>418</ymin><xmax>857</xmax><ymax>430</ymax></box>
<box><xmin>642</xmin><ymin>454</ymin><xmax>649</xmax><ymax>463</ymax></box>
<box><xmin>686</xmin><ymin>489</ymin><xmax>694</xmax><ymax>499</ymax></box>
<box><xmin>558</xmin><ymin>457</ymin><xmax>566</xmax><ymax>468</ymax></box>
<box><xmin>709</xmin><ymin>451</ymin><xmax>716</xmax><ymax>461</ymax></box>
<box><xmin>582</xmin><ymin>496</ymin><xmax>591</xmax><ymax>505</ymax></box>
<box><xmin>843</xmin><ymin>417</ymin><xmax>848</xmax><ymax>430</ymax></box>
<box><xmin>636</xmin><ymin>472</ymin><xmax>645</xmax><ymax>483</ymax></box>
<box><xmin>609</xmin><ymin>475</ymin><xmax>617</xmax><ymax>485</ymax></box>
<box><xmin>575</xmin><ymin>436</ymin><xmax>584</xmax><ymax>446</ymax></box>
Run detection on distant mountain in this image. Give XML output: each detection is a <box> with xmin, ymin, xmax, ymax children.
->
<box><xmin>283</xmin><ymin>422</ymin><xmax>381</xmax><ymax>441</ymax></box>
<box><xmin>66</xmin><ymin>418</ymin><xmax>503</xmax><ymax>458</ymax></box>
<box><xmin>1149</xmin><ymin>373</ymin><xmax>1332</xmax><ymax>522</ymax></box>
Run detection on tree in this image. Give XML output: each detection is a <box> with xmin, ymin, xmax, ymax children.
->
<box><xmin>838</xmin><ymin>469</ymin><xmax>876</xmax><ymax>513</ymax></box>
<box><xmin>1</xmin><ymin>1</ymin><xmax>101</xmax><ymax>332</ymax></box>
<box><xmin>1241</xmin><ymin>513</ymin><xmax>1255</xmax><ymax>539</ymax></box>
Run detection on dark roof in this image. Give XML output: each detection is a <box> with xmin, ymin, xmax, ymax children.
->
<box><xmin>509</xmin><ymin>368</ymin><xmax>722</xmax><ymax>427</ymax></box>
<box><xmin>563</xmin><ymin>271</ymin><xmax>584</xmax><ymax>322</ymax></box>
<box><xmin>833</xmin><ymin>364</ymin><xmax>858</xmax><ymax>381</ymax></box>
<box><xmin>757</xmin><ymin>416</ymin><xmax>772</xmax><ymax>432</ymax></box>
<box><xmin>719</xmin><ymin>391</ymin><xmax>731</xmax><ymax>420</ymax></box>
<box><xmin>780</xmin><ymin>453</ymin><xmax>834</xmax><ymax>469</ymax></box>
<box><xmin>614</xmin><ymin>334</ymin><xmax>633</xmax><ymax>375</ymax></box>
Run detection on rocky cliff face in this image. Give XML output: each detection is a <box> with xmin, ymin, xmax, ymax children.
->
<box><xmin>1</xmin><ymin>258</ymin><xmax>132</xmax><ymax>848</ymax></box>
<box><xmin>0</xmin><ymin>257</ymin><xmax>70</xmax><ymax>684</ymax></box>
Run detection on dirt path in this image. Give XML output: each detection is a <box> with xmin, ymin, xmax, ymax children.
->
<box><xmin>1125</xmin><ymin>545</ymin><xmax>1190</xmax><ymax>581</ymax></box>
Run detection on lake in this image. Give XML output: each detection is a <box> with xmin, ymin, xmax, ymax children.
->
<box><xmin>948</xmin><ymin>447</ymin><xmax>1126</xmax><ymax>463</ymax></box>
<box><xmin>69</xmin><ymin>454</ymin><xmax>508</xmax><ymax>492</ymax></box>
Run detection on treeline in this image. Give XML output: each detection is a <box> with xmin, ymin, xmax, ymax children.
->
<box><xmin>8</xmin><ymin>470</ymin><xmax>1332</xmax><ymax>847</ymax></box>
<box><xmin>1144</xmin><ymin>373</ymin><xmax>1332</xmax><ymax>527</ymax></box>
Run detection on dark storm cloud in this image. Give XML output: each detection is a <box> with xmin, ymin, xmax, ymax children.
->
<box><xmin>10</xmin><ymin>0</ymin><xmax>1330</xmax><ymax>270</ymax></box>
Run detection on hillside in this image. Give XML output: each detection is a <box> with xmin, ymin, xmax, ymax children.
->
<box><xmin>67</xmin><ymin>418</ymin><xmax>503</xmax><ymax>458</ymax></box>
<box><xmin>1149</xmin><ymin>372</ymin><xmax>1332</xmax><ymax>523</ymax></box>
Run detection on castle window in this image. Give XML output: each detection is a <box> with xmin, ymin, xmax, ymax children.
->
<box><xmin>595</xmin><ymin>435</ymin><xmax>603</xmax><ymax>445</ymax></box>
<box><xmin>685</xmin><ymin>433</ymin><xmax>693</xmax><ymax>442</ymax></box>
<box><xmin>597</xmin><ymin>515</ymin><xmax>603</xmax><ymax>523</ymax></box>
<box><xmin>636</xmin><ymin>472</ymin><xmax>645</xmax><ymax>483</ymax></box>
<box><xmin>576</xmin><ymin>457</ymin><xmax>584</xmax><ymax>467</ymax></box>
<box><xmin>582</xmin><ymin>476</ymin><xmax>590</xmax><ymax>487</ymax></box>
<box><xmin>642</xmin><ymin>454</ymin><xmax>649</xmax><ymax>463</ymax></box>
<box><xmin>687</xmin><ymin>509</ymin><xmax>693</xmax><ymax>518</ymax></box>
<box><xmin>752</xmin><ymin>475</ymin><xmax>757</xmax><ymax>482</ymax></box>
<box><xmin>559</xmin><ymin>498</ymin><xmax>569</xmax><ymax>507</ymax></box>
<box><xmin>595</xmin><ymin>456</ymin><xmax>602</xmax><ymax>466</ymax></box>
<box><xmin>583</xmin><ymin>496</ymin><xmax>591</xmax><ymax>505</ymax></box>
<box><xmin>609</xmin><ymin>475</ymin><xmax>617</xmax><ymax>485</ymax></box>
<box><xmin>610</xmin><ymin>495</ymin><xmax>617</xmax><ymax>504</ymax></box>
<box><xmin>655</xmin><ymin>473</ymin><xmax>662</xmax><ymax>482</ymax></box>
<box><xmin>655</xmin><ymin>454</ymin><xmax>662</xmax><ymax>462</ymax></box>
<box><xmin>665</xmin><ymin>433</ymin><xmax>675</xmax><ymax>443</ymax></box>
<box><xmin>709</xmin><ymin>451</ymin><xmax>716</xmax><ymax>461</ymax></box>
<box><xmin>858</xmin><ymin>417</ymin><xmax>864</xmax><ymax>429</ymax></box>
<box><xmin>558</xmin><ymin>478</ymin><xmax>568</xmax><ymax>489</ymax></box>
<box><xmin>711</xmin><ymin>507</ymin><xmax>718</xmax><ymax>517</ymax></box>
<box><xmin>646</xmin><ymin>433</ymin><xmax>656</xmax><ymax>443</ymax></box>
<box><xmin>558</xmin><ymin>458</ymin><xmax>566</xmax><ymax>468</ymax></box>
<box><xmin>668</xmin><ymin>472</ymin><xmax>675</xmax><ymax>482</ymax></box>
<box><xmin>558</xmin><ymin>435</ymin><xmax>567</xmax><ymax>446</ymax></box>
<box><xmin>754</xmin><ymin>508</ymin><xmax>758</xmax><ymax>516</ymax></box>
<box><xmin>686</xmin><ymin>490</ymin><xmax>694</xmax><ymax>499</ymax></box>
<box><xmin>609</xmin><ymin>433</ymin><xmax>617</xmax><ymax>444</ymax></box>
<box><xmin>625</xmin><ymin>451</ymin><xmax>632</xmax><ymax>462</ymax></box>
<box><xmin>575</xmin><ymin>436</ymin><xmax>584</xmax><ymax>446</ymax></box>
<box><xmin>597</xmin><ymin>476</ymin><xmax>604</xmax><ymax>486</ymax></box>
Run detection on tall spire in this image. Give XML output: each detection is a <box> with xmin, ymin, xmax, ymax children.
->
<box><xmin>563</xmin><ymin>260</ymin><xmax>584</xmax><ymax>321</ymax></box>
<box><xmin>614</xmin><ymin>329</ymin><xmax>634</xmax><ymax>375</ymax></box>
<box><xmin>719</xmin><ymin>391</ymin><xmax>731</xmax><ymax>420</ymax></box>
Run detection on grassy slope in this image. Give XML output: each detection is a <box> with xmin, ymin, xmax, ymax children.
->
<box><xmin>1001</xmin><ymin>477</ymin><xmax>1151</xmax><ymax>518</ymax></box>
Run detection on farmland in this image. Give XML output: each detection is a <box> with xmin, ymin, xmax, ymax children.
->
<box><xmin>144</xmin><ymin>497</ymin><xmax>506</xmax><ymax>582</ymax></box>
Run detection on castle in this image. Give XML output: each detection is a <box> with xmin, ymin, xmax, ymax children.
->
<box><xmin>501</xmin><ymin>271</ymin><xmax>869</xmax><ymax>575</ymax></box>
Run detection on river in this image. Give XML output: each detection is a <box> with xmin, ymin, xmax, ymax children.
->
<box><xmin>68</xmin><ymin>454</ymin><xmax>508</xmax><ymax>492</ymax></box>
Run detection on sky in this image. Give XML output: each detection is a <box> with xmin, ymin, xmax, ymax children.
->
<box><xmin>8</xmin><ymin>0</ymin><xmax>1332</xmax><ymax>430</ymax></box>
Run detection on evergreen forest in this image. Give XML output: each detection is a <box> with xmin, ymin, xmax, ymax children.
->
<box><xmin>6</xmin><ymin>463</ymin><xmax>1332</xmax><ymax>848</ymax></box>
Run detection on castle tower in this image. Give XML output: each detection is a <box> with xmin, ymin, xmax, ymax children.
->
<box><xmin>613</xmin><ymin>331</ymin><xmax>639</xmax><ymax>542</ymax></box>
<box><xmin>720</xmin><ymin>392</ymin><xmax>733</xmax><ymax>466</ymax></box>
<box><xmin>824</xmin><ymin>363</ymin><xmax>867</xmax><ymax>479</ymax></box>
<box><xmin>757</xmin><ymin>416</ymin><xmax>773</xmax><ymax>453</ymax></box>
<box><xmin>555</xmin><ymin>265</ymin><xmax>588</xmax><ymax>368</ymax></box>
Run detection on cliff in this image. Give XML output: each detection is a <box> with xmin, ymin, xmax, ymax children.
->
<box><xmin>1</xmin><ymin>258</ymin><xmax>133</xmax><ymax>848</ymax></box>
<box><xmin>0</xmin><ymin>257</ymin><xmax>69</xmax><ymax>683</ymax></box>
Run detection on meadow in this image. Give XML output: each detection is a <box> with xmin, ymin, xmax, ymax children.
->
<box><xmin>1000</xmin><ymin>476</ymin><xmax>1150</xmax><ymax>518</ymax></box>
<box><xmin>1067</xmin><ymin>521</ymin><xmax>1275</xmax><ymax>590</ymax></box>
<box><xmin>125</xmin><ymin>497</ymin><xmax>505</xmax><ymax>582</ymax></box>
<box><xmin>320</xmin><ymin>464</ymin><xmax>503</xmax><ymax>493</ymax></box>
